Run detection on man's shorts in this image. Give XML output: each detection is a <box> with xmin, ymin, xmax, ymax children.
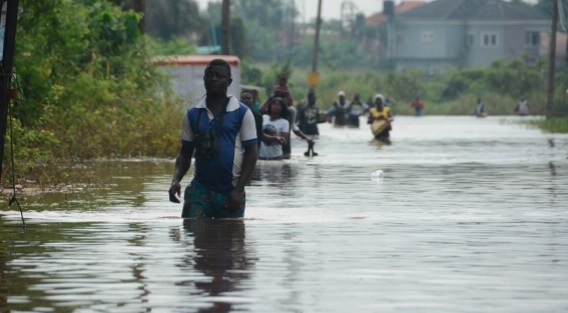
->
<box><xmin>182</xmin><ymin>179</ymin><xmax>245</xmax><ymax>219</ymax></box>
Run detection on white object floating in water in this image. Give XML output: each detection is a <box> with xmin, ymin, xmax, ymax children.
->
<box><xmin>371</xmin><ymin>170</ymin><xmax>384</xmax><ymax>179</ymax></box>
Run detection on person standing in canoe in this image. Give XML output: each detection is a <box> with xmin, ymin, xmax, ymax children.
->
<box><xmin>367</xmin><ymin>94</ymin><xmax>393</xmax><ymax>142</ymax></box>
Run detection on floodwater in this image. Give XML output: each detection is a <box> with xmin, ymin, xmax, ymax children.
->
<box><xmin>1</xmin><ymin>116</ymin><xmax>568</xmax><ymax>313</ymax></box>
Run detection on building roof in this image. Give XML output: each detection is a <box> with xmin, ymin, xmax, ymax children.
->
<box><xmin>150</xmin><ymin>55</ymin><xmax>240</xmax><ymax>66</ymax></box>
<box><xmin>366</xmin><ymin>1</ymin><xmax>426</xmax><ymax>25</ymax></box>
<box><xmin>399</xmin><ymin>0</ymin><xmax>549</xmax><ymax>21</ymax></box>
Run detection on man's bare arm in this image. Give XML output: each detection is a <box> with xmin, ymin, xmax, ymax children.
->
<box><xmin>226</xmin><ymin>144</ymin><xmax>258</xmax><ymax>211</ymax></box>
<box><xmin>168</xmin><ymin>145</ymin><xmax>194</xmax><ymax>203</ymax></box>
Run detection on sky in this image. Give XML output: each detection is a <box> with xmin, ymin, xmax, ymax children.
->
<box><xmin>195</xmin><ymin>0</ymin><xmax>540</xmax><ymax>21</ymax></box>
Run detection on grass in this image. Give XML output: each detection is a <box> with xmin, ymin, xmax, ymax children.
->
<box><xmin>531</xmin><ymin>117</ymin><xmax>568</xmax><ymax>133</ymax></box>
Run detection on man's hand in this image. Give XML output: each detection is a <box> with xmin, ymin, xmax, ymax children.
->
<box><xmin>169</xmin><ymin>181</ymin><xmax>182</xmax><ymax>203</ymax></box>
<box><xmin>276</xmin><ymin>136</ymin><xmax>286</xmax><ymax>145</ymax></box>
<box><xmin>225</xmin><ymin>188</ymin><xmax>243</xmax><ymax>212</ymax></box>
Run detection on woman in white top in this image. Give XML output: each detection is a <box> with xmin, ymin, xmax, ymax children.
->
<box><xmin>259</xmin><ymin>97</ymin><xmax>290</xmax><ymax>160</ymax></box>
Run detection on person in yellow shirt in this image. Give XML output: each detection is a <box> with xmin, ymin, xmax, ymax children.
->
<box><xmin>367</xmin><ymin>94</ymin><xmax>393</xmax><ymax>142</ymax></box>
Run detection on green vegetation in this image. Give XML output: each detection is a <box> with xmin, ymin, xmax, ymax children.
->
<box><xmin>2</xmin><ymin>0</ymin><xmax>183</xmax><ymax>186</ymax></box>
<box><xmin>530</xmin><ymin>117</ymin><xmax>568</xmax><ymax>133</ymax></box>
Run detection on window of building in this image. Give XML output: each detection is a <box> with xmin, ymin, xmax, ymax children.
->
<box><xmin>481</xmin><ymin>32</ymin><xmax>498</xmax><ymax>47</ymax></box>
<box><xmin>421</xmin><ymin>31</ymin><xmax>434</xmax><ymax>42</ymax></box>
<box><xmin>525</xmin><ymin>31</ymin><xmax>540</xmax><ymax>46</ymax></box>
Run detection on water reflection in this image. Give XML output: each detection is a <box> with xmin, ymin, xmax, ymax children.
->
<box><xmin>252</xmin><ymin>162</ymin><xmax>294</xmax><ymax>184</ymax></box>
<box><xmin>549</xmin><ymin>161</ymin><xmax>557</xmax><ymax>176</ymax></box>
<box><xmin>176</xmin><ymin>219</ymin><xmax>255</xmax><ymax>312</ymax></box>
<box><xmin>370</xmin><ymin>138</ymin><xmax>392</xmax><ymax>147</ymax></box>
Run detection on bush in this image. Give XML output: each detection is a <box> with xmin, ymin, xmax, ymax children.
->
<box><xmin>2</xmin><ymin>0</ymin><xmax>183</xmax><ymax>187</ymax></box>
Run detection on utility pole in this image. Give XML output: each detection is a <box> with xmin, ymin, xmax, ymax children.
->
<box><xmin>307</xmin><ymin>0</ymin><xmax>322</xmax><ymax>87</ymax></box>
<box><xmin>0</xmin><ymin>0</ymin><xmax>20</xmax><ymax>181</ymax></box>
<box><xmin>312</xmin><ymin>0</ymin><xmax>322</xmax><ymax>73</ymax></box>
<box><xmin>546</xmin><ymin>0</ymin><xmax>558</xmax><ymax>118</ymax></box>
<box><xmin>289</xmin><ymin>0</ymin><xmax>296</xmax><ymax>57</ymax></box>
<box><xmin>221</xmin><ymin>0</ymin><xmax>230</xmax><ymax>55</ymax></box>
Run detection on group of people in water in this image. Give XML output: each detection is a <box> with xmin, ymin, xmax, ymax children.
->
<box><xmin>241</xmin><ymin>73</ymin><xmax>316</xmax><ymax>161</ymax></box>
<box><xmin>475</xmin><ymin>97</ymin><xmax>531</xmax><ymax>118</ymax></box>
<box><xmin>245</xmin><ymin>80</ymin><xmax>400</xmax><ymax>152</ymax></box>
<box><xmin>168</xmin><ymin>59</ymin><xmax>534</xmax><ymax>220</ymax></box>
<box><xmin>325</xmin><ymin>91</ymin><xmax>397</xmax><ymax>129</ymax></box>
<box><xmin>242</xmin><ymin>74</ymin><xmax>398</xmax><ymax>158</ymax></box>
<box><xmin>323</xmin><ymin>90</ymin><xmax>395</xmax><ymax>142</ymax></box>
<box><xmin>168</xmin><ymin>63</ymin><xmax>328</xmax><ymax>219</ymax></box>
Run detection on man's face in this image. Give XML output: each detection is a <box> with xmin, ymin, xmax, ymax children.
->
<box><xmin>375</xmin><ymin>97</ymin><xmax>383</xmax><ymax>107</ymax></box>
<box><xmin>308</xmin><ymin>93</ymin><xmax>316</xmax><ymax>104</ymax></box>
<box><xmin>204</xmin><ymin>65</ymin><xmax>232</xmax><ymax>96</ymax></box>
<box><xmin>271</xmin><ymin>100</ymin><xmax>283</xmax><ymax>116</ymax></box>
<box><xmin>240</xmin><ymin>92</ymin><xmax>253</xmax><ymax>107</ymax></box>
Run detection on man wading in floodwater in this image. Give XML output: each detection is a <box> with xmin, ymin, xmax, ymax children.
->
<box><xmin>168</xmin><ymin>59</ymin><xmax>258</xmax><ymax>218</ymax></box>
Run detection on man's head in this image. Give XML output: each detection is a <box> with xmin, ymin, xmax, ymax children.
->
<box><xmin>240</xmin><ymin>90</ymin><xmax>254</xmax><ymax>108</ymax></box>
<box><xmin>307</xmin><ymin>89</ymin><xmax>316</xmax><ymax>104</ymax></box>
<box><xmin>374</xmin><ymin>94</ymin><xmax>384</xmax><ymax>108</ymax></box>
<box><xmin>278</xmin><ymin>73</ymin><xmax>288</xmax><ymax>86</ymax></box>
<box><xmin>204</xmin><ymin>59</ymin><xmax>232</xmax><ymax>98</ymax></box>
<box><xmin>250</xmin><ymin>89</ymin><xmax>259</xmax><ymax>102</ymax></box>
<box><xmin>267</xmin><ymin>97</ymin><xmax>289</xmax><ymax>120</ymax></box>
<box><xmin>338</xmin><ymin>91</ymin><xmax>346</xmax><ymax>103</ymax></box>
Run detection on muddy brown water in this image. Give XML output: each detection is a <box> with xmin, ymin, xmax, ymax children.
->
<box><xmin>1</xmin><ymin>116</ymin><xmax>567</xmax><ymax>312</ymax></box>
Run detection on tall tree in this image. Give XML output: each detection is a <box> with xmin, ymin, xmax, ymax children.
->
<box><xmin>232</xmin><ymin>0</ymin><xmax>289</xmax><ymax>28</ymax></box>
<box><xmin>145</xmin><ymin>0</ymin><xmax>205</xmax><ymax>40</ymax></box>
<box><xmin>230</xmin><ymin>17</ymin><xmax>249</xmax><ymax>58</ymax></box>
<box><xmin>231</xmin><ymin>0</ymin><xmax>297</xmax><ymax>61</ymax></box>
